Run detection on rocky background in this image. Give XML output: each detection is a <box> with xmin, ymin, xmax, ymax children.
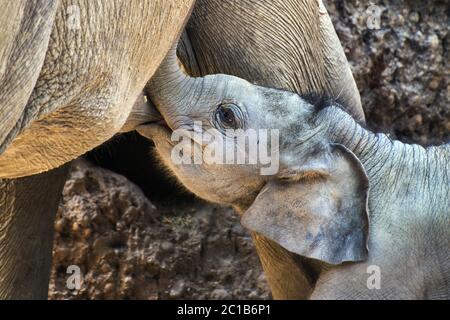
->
<box><xmin>49</xmin><ymin>0</ymin><xmax>449</xmax><ymax>299</ymax></box>
<box><xmin>49</xmin><ymin>160</ymin><xmax>269</xmax><ymax>299</ymax></box>
<box><xmin>328</xmin><ymin>0</ymin><xmax>449</xmax><ymax>146</ymax></box>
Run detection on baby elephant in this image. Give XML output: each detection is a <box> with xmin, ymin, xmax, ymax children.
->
<box><xmin>138</xmin><ymin>47</ymin><xmax>450</xmax><ymax>299</ymax></box>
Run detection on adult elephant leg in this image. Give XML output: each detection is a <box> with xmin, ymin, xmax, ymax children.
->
<box><xmin>0</xmin><ymin>165</ymin><xmax>68</xmax><ymax>299</ymax></box>
<box><xmin>177</xmin><ymin>0</ymin><xmax>363</xmax><ymax>299</ymax></box>
<box><xmin>251</xmin><ymin>233</ymin><xmax>316</xmax><ymax>299</ymax></box>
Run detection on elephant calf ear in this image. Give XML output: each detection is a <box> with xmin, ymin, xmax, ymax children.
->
<box><xmin>241</xmin><ymin>144</ymin><xmax>370</xmax><ymax>265</ymax></box>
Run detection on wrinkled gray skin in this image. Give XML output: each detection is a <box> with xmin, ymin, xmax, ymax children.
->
<box><xmin>1</xmin><ymin>0</ymin><xmax>364</xmax><ymax>300</ymax></box>
<box><xmin>0</xmin><ymin>0</ymin><xmax>195</xmax><ymax>299</ymax></box>
<box><xmin>0</xmin><ymin>0</ymin><xmax>194</xmax><ymax>178</ymax></box>
<box><xmin>139</xmin><ymin>47</ymin><xmax>450</xmax><ymax>299</ymax></box>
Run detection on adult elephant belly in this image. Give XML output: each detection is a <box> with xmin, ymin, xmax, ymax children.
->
<box><xmin>0</xmin><ymin>0</ymin><xmax>194</xmax><ymax>179</ymax></box>
<box><xmin>176</xmin><ymin>0</ymin><xmax>364</xmax><ymax>299</ymax></box>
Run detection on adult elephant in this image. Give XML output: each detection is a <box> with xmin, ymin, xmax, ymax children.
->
<box><xmin>0</xmin><ymin>0</ymin><xmax>194</xmax><ymax>299</ymax></box>
<box><xmin>162</xmin><ymin>0</ymin><xmax>364</xmax><ymax>299</ymax></box>
<box><xmin>0</xmin><ymin>0</ymin><xmax>362</xmax><ymax>299</ymax></box>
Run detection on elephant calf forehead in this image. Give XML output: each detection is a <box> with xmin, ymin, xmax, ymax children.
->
<box><xmin>252</xmin><ymin>86</ymin><xmax>313</xmax><ymax>131</ymax></box>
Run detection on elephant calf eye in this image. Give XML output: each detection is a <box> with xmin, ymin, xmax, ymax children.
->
<box><xmin>214</xmin><ymin>103</ymin><xmax>245</xmax><ymax>131</ymax></box>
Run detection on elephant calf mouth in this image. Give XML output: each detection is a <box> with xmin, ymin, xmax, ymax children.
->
<box><xmin>144</xmin><ymin>109</ymin><xmax>171</xmax><ymax>131</ymax></box>
<box><xmin>136</xmin><ymin>113</ymin><xmax>172</xmax><ymax>141</ymax></box>
<box><xmin>133</xmin><ymin>94</ymin><xmax>175</xmax><ymax>140</ymax></box>
<box><xmin>120</xmin><ymin>94</ymin><xmax>167</xmax><ymax>133</ymax></box>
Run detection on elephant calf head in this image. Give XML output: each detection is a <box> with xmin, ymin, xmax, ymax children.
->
<box><xmin>139</xmin><ymin>46</ymin><xmax>370</xmax><ymax>265</ymax></box>
<box><xmin>140</xmin><ymin>47</ymin><xmax>449</xmax><ymax>299</ymax></box>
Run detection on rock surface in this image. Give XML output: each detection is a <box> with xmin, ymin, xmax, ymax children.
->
<box><xmin>327</xmin><ymin>0</ymin><xmax>449</xmax><ymax>145</ymax></box>
<box><xmin>49</xmin><ymin>160</ymin><xmax>270</xmax><ymax>299</ymax></box>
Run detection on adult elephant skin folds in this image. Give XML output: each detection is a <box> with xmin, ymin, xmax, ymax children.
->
<box><xmin>0</xmin><ymin>0</ymin><xmax>195</xmax><ymax>179</ymax></box>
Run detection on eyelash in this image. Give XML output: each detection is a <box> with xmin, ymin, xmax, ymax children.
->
<box><xmin>213</xmin><ymin>103</ymin><xmax>247</xmax><ymax>132</ymax></box>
